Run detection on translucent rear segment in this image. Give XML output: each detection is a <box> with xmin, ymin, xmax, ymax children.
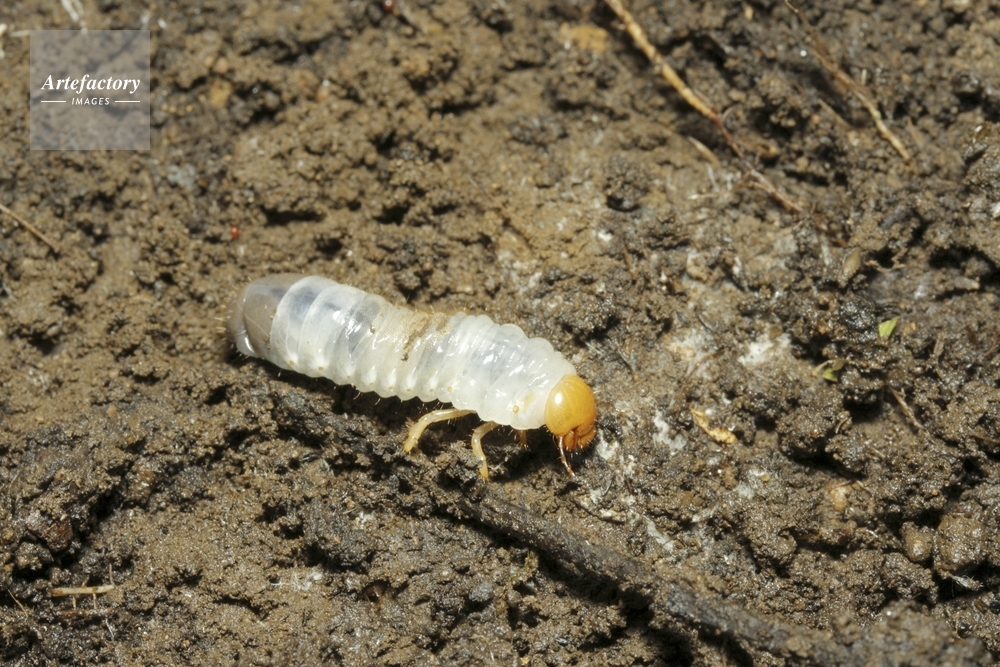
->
<box><xmin>226</xmin><ymin>274</ymin><xmax>303</xmax><ymax>357</ymax></box>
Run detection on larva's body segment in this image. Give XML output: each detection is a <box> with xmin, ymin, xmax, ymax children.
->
<box><xmin>229</xmin><ymin>275</ymin><xmax>597</xmax><ymax>477</ymax></box>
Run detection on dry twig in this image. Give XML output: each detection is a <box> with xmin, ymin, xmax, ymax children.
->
<box><xmin>0</xmin><ymin>202</ymin><xmax>60</xmax><ymax>254</ymax></box>
<box><xmin>785</xmin><ymin>1</ymin><xmax>913</xmax><ymax>164</ymax></box>
<box><xmin>603</xmin><ymin>0</ymin><xmax>805</xmax><ymax>213</ymax></box>
<box><xmin>7</xmin><ymin>587</ymin><xmax>29</xmax><ymax>618</ymax></box>
<box><xmin>889</xmin><ymin>387</ymin><xmax>923</xmax><ymax>431</ymax></box>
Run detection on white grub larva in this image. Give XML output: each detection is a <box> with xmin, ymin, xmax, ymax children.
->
<box><xmin>227</xmin><ymin>274</ymin><xmax>597</xmax><ymax>479</ymax></box>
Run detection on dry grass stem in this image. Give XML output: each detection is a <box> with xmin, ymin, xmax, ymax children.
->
<box><xmin>785</xmin><ymin>1</ymin><xmax>913</xmax><ymax>164</ymax></box>
<box><xmin>7</xmin><ymin>588</ymin><xmax>29</xmax><ymax>618</ymax></box>
<box><xmin>603</xmin><ymin>0</ymin><xmax>804</xmax><ymax>213</ymax></box>
<box><xmin>0</xmin><ymin>202</ymin><xmax>61</xmax><ymax>254</ymax></box>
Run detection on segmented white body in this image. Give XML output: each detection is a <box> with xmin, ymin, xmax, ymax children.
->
<box><xmin>229</xmin><ymin>275</ymin><xmax>577</xmax><ymax>430</ymax></box>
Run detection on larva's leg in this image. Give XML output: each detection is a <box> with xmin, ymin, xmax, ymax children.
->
<box><xmin>557</xmin><ymin>437</ymin><xmax>575</xmax><ymax>477</ymax></box>
<box><xmin>470</xmin><ymin>421</ymin><xmax>501</xmax><ymax>480</ymax></box>
<box><xmin>403</xmin><ymin>408</ymin><xmax>475</xmax><ymax>454</ymax></box>
<box><xmin>515</xmin><ymin>430</ymin><xmax>528</xmax><ymax>449</ymax></box>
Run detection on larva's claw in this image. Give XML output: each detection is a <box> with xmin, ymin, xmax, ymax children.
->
<box><xmin>515</xmin><ymin>429</ymin><xmax>528</xmax><ymax>449</ymax></box>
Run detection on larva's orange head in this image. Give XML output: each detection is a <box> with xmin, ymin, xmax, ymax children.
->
<box><xmin>544</xmin><ymin>375</ymin><xmax>597</xmax><ymax>453</ymax></box>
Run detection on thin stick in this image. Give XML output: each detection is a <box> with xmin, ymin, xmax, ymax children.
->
<box><xmin>447</xmin><ymin>478</ymin><xmax>854</xmax><ymax>663</ymax></box>
<box><xmin>605</xmin><ymin>0</ymin><xmax>726</xmax><ymax>142</ymax></box>
<box><xmin>889</xmin><ymin>387</ymin><xmax>922</xmax><ymax>431</ymax></box>
<box><xmin>603</xmin><ymin>0</ymin><xmax>804</xmax><ymax>213</ymax></box>
<box><xmin>7</xmin><ymin>587</ymin><xmax>29</xmax><ymax>618</ymax></box>
<box><xmin>785</xmin><ymin>1</ymin><xmax>913</xmax><ymax>164</ymax></box>
<box><xmin>0</xmin><ymin>202</ymin><xmax>60</xmax><ymax>254</ymax></box>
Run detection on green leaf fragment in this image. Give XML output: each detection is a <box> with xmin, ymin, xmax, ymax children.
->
<box><xmin>813</xmin><ymin>359</ymin><xmax>845</xmax><ymax>381</ymax></box>
<box><xmin>878</xmin><ymin>317</ymin><xmax>899</xmax><ymax>339</ymax></box>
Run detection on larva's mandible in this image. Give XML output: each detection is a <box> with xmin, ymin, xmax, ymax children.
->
<box><xmin>227</xmin><ymin>274</ymin><xmax>597</xmax><ymax>478</ymax></box>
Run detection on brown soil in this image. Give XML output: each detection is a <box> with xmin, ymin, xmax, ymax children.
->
<box><xmin>2</xmin><ymin>1</ymin><xmax>999</xmax><ymax>665</ymax></box>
